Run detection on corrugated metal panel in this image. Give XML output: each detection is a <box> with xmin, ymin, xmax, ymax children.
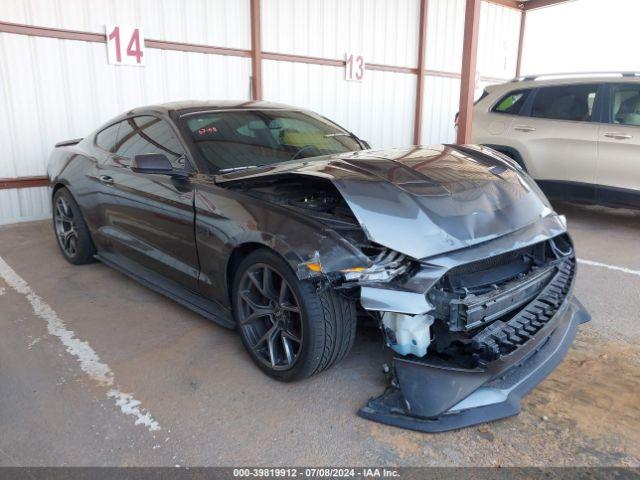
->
<box><xmin>425</xmin><ymin>0</ymin><xmax>465</xmax><ymax>73</ymax></box>
<box><xmin>420</xmin><ymin>0</ymin><xmax>520</xmax><ymax>145</ymax></box>
<box><xmin>0</xmin><ymin>32</ymin><xmax>251</xmax><ymax>177</ymax></box>
<box><xmin>425</xmin><ymin>0</ymin><xmax>520</xmax><ymax>79</ymax></box>
<box><xmin>477</xmin><ymin>1</ymin><xmax>520</xmax><ymax>80</ymax></box>
<box><xmin>0</xmin><ymin>186</ymin><xmax>50</xmax><ymax>225</ymax></box>
<box><xmin>263</xmin><ymin>59</ymin><xmax>416</xmax><ymax>149</ymax></box>
<box><xmin>261</xmin><ymin>0</ymin><xmax>421</xmax><ymax>68</ymax></box>
<box><xmin>0</xmin><ymin>0</ymin><xmax>251</xmax><ymax>49</ymax></box>
<box><xmin>0</xmin><ymin>32</ymin><xmax>251</xmax><ymax>223</ymax></box>
<box><xmin>420</xmin><ymin>75</ymin><xmax>460</xmax><ymax>145</ymax></box>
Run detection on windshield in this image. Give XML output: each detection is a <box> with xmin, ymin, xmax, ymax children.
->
<box><xmin>181</xmin><ymin>109</ymin><xmax>362</xmax><ymax>172</ymax></box>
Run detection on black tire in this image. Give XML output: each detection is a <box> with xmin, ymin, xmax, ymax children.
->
<box><xmin>52</xmin><ymin>187</ymin><xmax>96</xmax><ymax>265</ymax></box>
<box><xmin>232</xmin><ymin>248</ymin><xmax>357</xmax><ymax>382</ymax></box>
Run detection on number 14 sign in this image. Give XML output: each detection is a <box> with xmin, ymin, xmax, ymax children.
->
<box><xmin>106</xmin><ymin>25</ymin><xmax>145</xmax><ymax>66</ymax></box>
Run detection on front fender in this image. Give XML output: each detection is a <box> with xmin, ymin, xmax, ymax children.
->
<box><xmin>194</xmin><ymin>184</ymin><xmax>371</xmax><ymax>307</ymax></box>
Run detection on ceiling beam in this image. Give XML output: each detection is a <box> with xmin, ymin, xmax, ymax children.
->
<box><xmin>522</xmin><ymin>0</ymin><xmax>573</xmax><ymax>11</ymax></box>
<box><xmin>485</xmin><ymin>0</ymin><xmax>522</xmax><ymax>10</ymax></box>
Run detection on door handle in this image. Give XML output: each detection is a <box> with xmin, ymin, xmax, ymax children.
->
<box><xmin>98</xmin><ymin>175</ymin><xmax>114</xmax><ymax>185</ymax></box>
<box><xmin>514</xmin><ymin>125</ymin><xmax>536</xmax><ymax>132</ymax></box>
<box><xmin>604</xmin><ymin>132</ymin><xmax>632</xmax><ymax>140</ymax></box>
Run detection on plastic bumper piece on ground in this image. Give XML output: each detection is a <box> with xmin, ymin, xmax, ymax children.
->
<box><xmin>358</xmin><ymin>296</ymin><xmax>591</xmax><ymax>433</ymax></box>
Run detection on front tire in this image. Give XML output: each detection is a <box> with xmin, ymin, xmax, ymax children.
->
<box><xmin>232</xmin><ymin>248</ymin><xmax>357</xmax><ymax>382</ymax></box>
<box><xmin>52</xmin><ymin>187</ymin><xmax>96</xmax><ymax>265</ymax></box>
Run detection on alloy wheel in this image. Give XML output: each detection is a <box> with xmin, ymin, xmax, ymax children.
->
<box><xmin>54</xmin><ymin>196</ymin><xmax>78</xmax><ymax>257</ymax></box>
<box><xmin>237</xmin><ymin>264</ymin><xmax>303</xmax><ymax>371</ymax></box>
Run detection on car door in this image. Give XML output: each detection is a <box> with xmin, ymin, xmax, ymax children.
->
<box><xmin>504</xmin><ymin>83</ymin><xmax>602</xmax><ymax>202</ymax></box>
<box><xmin>97</xmin><ymin>115</ymin><xmax>200</xmax><ymax>290</ymax></box>
<box><xmin>596</xmin><ymin>82</ymin><xmax>640</xmax><ymax>206</ymax></box>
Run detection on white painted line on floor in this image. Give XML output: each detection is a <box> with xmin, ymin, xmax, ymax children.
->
<box><xmin>0</xmin><ymin>256</ymin><xmax>161</xmax><ymax>432</ymax></box>
<box><xmin>577</xmin><ymin>258</ymin><xmax>640</xmax><ymax>277</ymax></box>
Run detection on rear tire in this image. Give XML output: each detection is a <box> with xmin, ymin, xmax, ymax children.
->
<box><xmin>232</xmin><ymin>248</ymin><xmax>357</xmax><ymax>382</ymax></box>
<box><xmin>52</xmin><ymin>187</ymin><xmax>96</xmax><ymax>265</ymax></box>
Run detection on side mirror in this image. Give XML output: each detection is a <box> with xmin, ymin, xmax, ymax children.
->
<box><xmin>361</xmin><ymin>140</ymin><xmax>371</xmax><ymax>149</ymax></box>
<box><xmin>131</xmin><ymin>153</ymin><xmax>174</xmax><ymax>175</ymax></box>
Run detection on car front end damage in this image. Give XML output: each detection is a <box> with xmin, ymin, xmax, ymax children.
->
<box><xmin>352</xmin><ymin>224</ymin><xmax>589</xmax><ymax>432</ymax></box>
<box><xmin>220</xmin><ymin>145</ymin><xmax>590</xmax><ymax>431</ymax></box>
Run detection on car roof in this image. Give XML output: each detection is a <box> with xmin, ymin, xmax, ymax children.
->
<box><xmin>125</xmin><ymin>100</ymin><xmax>301</xmax><ymax>117</ymax></box>
<box><xmin>486</xmin><ymin>73</ymin><xmax>640</xmax><ymax>93</ymax></box>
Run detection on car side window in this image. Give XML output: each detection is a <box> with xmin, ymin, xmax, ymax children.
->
<box><xmin>530</xmin><ymin>84</ymin><xmax>599</xmax><ymax>122</ymax></box>
<box><xmin>610</xmin><ymin>84</ymin><xmax>640</xmax><ymax>126</ymax></box>
<box><xmin>95</xmin><ymin>123</ymin><xmax>120</xmax><ymax>152</ymax></box>
<box><xmin>491</xmin><ymin>90</ymin><xmax>531</xmax><ymax>115</ymax></box>
<box><xmin>113</xmin><ymin>116</ymin><xmax>186</xmax><ymax>168</ymax></box>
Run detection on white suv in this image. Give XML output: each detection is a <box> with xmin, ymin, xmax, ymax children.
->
<box><xmin>472</xmin><ymin>73</ymin><xmax>640</xmax><ymax>208</ymax></box>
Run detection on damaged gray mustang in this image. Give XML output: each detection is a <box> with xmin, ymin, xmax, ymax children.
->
<box><xmin>48</xmin><ymin>101</ymin><xmax>590</xmax><ymax>432</ymax></box>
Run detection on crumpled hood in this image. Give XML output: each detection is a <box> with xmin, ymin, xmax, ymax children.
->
<box><xmin>218</xmin><ymin>145</ymin><xmax>557</xmax><ymax>259</ymax></box>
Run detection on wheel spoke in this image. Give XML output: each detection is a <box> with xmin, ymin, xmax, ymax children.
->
<box><xmin>266</xmin><ymin>327</ymin><xmax>279</xmax><ymax>367</ymax></box>
<box><xmin>68</xmin><ymin>236</ymin><xmax>77</xmax><ymax>254</ymax></box>
<box><xmin>56</xmin><ymin>203</ymin><xmax>73</xmax><ymax>223</ymax></box>
<box><xmin>281</xmin><ymin>328</ymin><xmax>302</xmax><ymax>344</ymax></box>
<box><xmin>261</xmin><ymin>266</ymin><xmax>277</xmax><ymax>302</ymax></box>
<box><xmin>281</xmin><ymin>333</ymin><xmax>294</xmax><ymax>366</ymax></box>
<box><xmin>278</xmin><ymin>279</ymin><xmax>288</xmax><ymax>304</ymax></box>
<box><xmin>252</xmin><ymin>324</ymin><xmax>277</xmax><ymax>351</ymax></box>
<box><xmin>240</xmin><ymin>290</ymin><xmax>270</xmax><ymax>311</ymax></box>
<box><xmin>247</xmin><ymin>271</ymin><xmax>264</xmax><ymax>296</ymax></box>
<box><xmin>280</xmin><ymin>302</ymin><xmax>300</xmax><ymax>314</ymax></box>
<box><xmin>241</xmin><ymin>309</ymin><xmax>273</xmax><ymax>325</ymax></box>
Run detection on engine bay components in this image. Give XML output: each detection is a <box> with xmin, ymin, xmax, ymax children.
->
<box><xmin>382</xmin><ymin>311</ymin><xmax>434</xmax><ymax>357</ymax></box>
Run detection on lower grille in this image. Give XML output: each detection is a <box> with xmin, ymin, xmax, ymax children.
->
<box><xmin>471</xmin><ymin>258</ymin><xmax>575</xmax><ymax>363</ymax></box>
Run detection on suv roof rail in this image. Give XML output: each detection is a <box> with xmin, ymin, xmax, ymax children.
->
<box><xmin>510</xmin><ymin>71</ymin><xmax>640</xmax><ymax>82</ymax></box>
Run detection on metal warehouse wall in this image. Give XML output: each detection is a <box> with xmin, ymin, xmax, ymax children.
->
<box><xmin>0</xmin><ymin>0</ymin><xmax>521</xmax><ymax>225</ymax></box>
<box><xmin>421</xmin><ymin>0</ymin><xmax>520</xmax><ymax>144</ymax></box>
<box><xmin>261</xmin><ymin>0</ymin><xmax>420</xmax><ymax>148</ymax></box>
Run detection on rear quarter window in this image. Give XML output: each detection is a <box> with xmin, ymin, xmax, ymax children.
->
<box><xmin>491</xmin><ymin>89</ymin><xmax>531</xmax><ymax>115</ymax></box>
<box><xmin>95</xmin><ymin>123</ymin><xmax>120</xmax><ymax>152</ymax></box>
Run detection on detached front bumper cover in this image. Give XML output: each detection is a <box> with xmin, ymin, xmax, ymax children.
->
<box><xmin>358</xmin><ymin>263</ymin><xmax>590</xmax><ymax>432</ymax></box>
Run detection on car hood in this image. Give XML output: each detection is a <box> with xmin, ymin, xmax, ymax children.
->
<box><xmin>216</xmin><ymin>145</ymin><xmax>557</xmax><ymax>259</ymax></box>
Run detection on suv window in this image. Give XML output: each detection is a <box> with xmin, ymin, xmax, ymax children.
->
<box><xmin>95</xmin><ymin>123</ymin><xmax>120</xmax><ymax>152</ymax></box>
<box><xmin>531</xmin><ymin>84</ymin><xmax>599</xmax><ymax>122</ymax></box>
<box><xmin>610</xmin><ymin>83</ymin><xmax>640</xmax><ymax>126</ymax></box>
<box><xmin>114</xmin><ymin>116</ymin><xmax>186</xmax><ymax>168</ymax></box>
<box><xmin>491</xmin><ymin>90</ymin><xmax>531</xmax><ymax>115</ymax></box>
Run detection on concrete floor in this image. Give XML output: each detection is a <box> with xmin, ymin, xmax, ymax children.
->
<box><xmin>0</xmin><ymin>201</ymin><xmax>639</xmax><ymax>467</ymax></box>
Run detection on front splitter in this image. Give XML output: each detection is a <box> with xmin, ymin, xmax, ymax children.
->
<box><xmin>358</xmin><ymin>297</ymin><xmax>590</xmax><ymax>433</ymax></box>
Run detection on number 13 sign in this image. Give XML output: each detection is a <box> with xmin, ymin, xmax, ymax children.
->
<box><xmin>106</xmin><ymin>25</ymin><xmax>145</xmax><ymax>66</ymax></box>
<box><xmin>345</xmin><ymin>53</ymin><xmax>365</xmax><ymax>82</ymax></box>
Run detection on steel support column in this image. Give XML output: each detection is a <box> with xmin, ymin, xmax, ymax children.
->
<box><xmin>413</xmin><ymin>0</ymin><xmax>429</xmax><ymax>145</ymax></box>
<box><xmin>515</xmin><ymin>9</ymin><xmax>526</xmax><ymax>77</ymax></box>
<box><xmin>456</xmin><ymin>0</ymin><xmax>481</xmax><ymax>144</ymax></box>
<box><xmin>250</xmin><ymin>0</ymin><xmax>263</xmax><ymax>100</ymax></box>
